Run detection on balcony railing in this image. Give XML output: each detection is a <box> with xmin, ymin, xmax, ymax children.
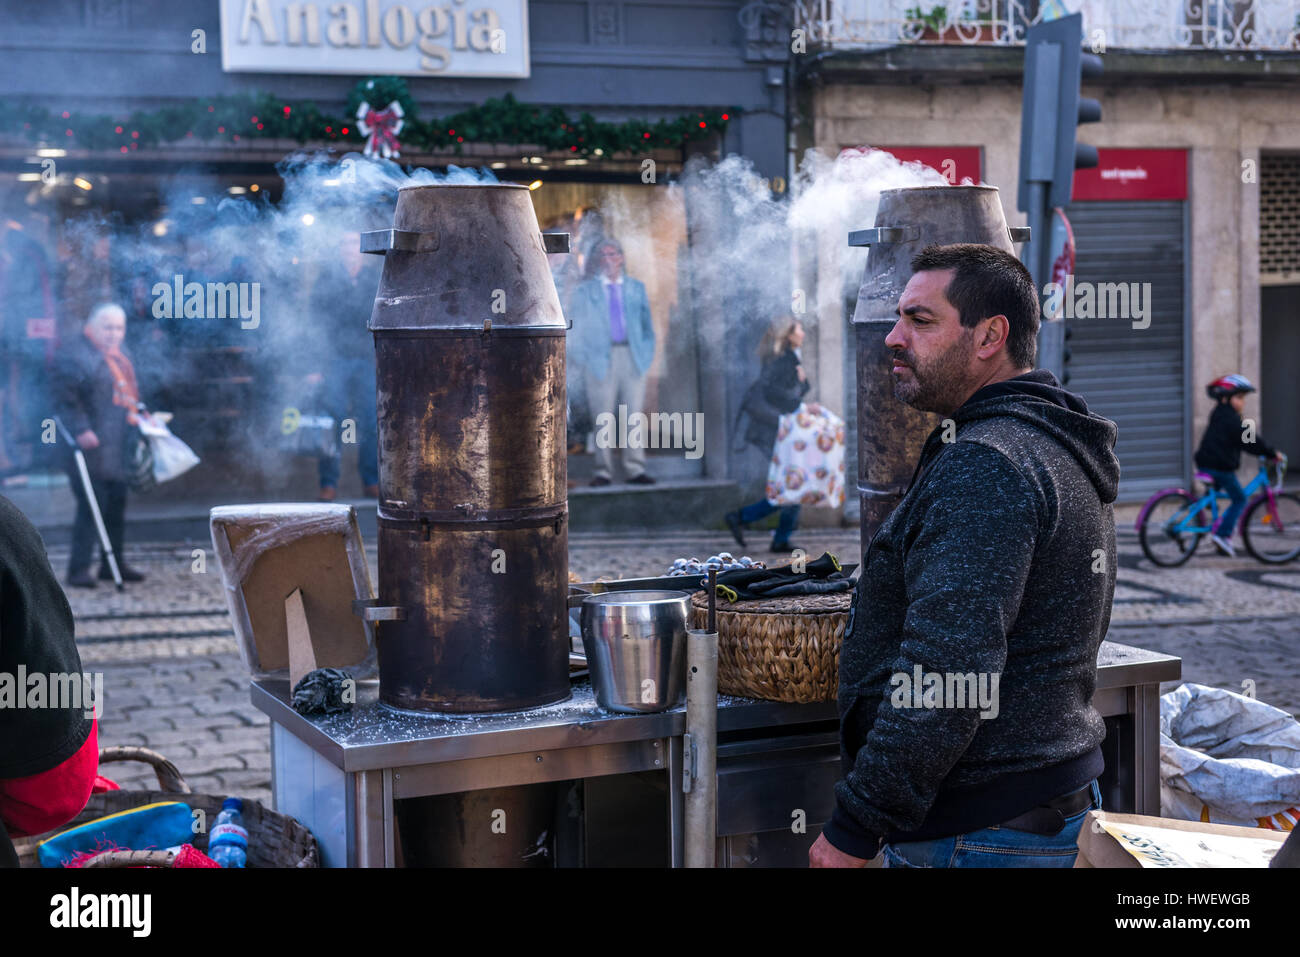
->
<box><xmin>793</xmin><ymin>0</ymin><xmax>1300</xmax><ymax>51</ymax></box>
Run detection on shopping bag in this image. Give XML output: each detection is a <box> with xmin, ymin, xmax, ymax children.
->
<box><xmin>1160</xmin><ymin>683</ymin><xmax>1300</xmax><ymax>830</ymax></box>
<box><xmin>122</xmin><ymin>422</ymin><xmax>156</xmax><ymax>493</ymax></box>
<box><xmin>137</xmin><ymin>414</ymin><xmax>200</xmax><ymax>484</ymax></box>
<box><xmin>764</xmin><ymin>402</ymin><xmax>846</xmax><ymax>508</ymax></box>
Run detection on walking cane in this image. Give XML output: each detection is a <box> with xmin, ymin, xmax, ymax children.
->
<box><xmin>53</xmin><ymin>416</ymin><xmax>124</xmax><ymax>592</ymax></box>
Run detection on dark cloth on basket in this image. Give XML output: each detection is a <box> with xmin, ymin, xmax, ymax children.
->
<box><xmin>291</xmin><ymin>668</ymin><xmax>354</xmax><ymax>716</ymax></box>
<box><xmin>714</xmin><ymin>552</ymin><xmax>851</xmax><ymax>601</ymax></box>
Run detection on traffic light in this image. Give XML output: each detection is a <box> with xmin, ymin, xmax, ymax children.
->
<box><xmin>1018</xmin><ymin>12</ymin><xmax>1102</xmax><ymax>381</ymax></box>
<box><xmin>1017</xmin><ymin>12</ymin><xmax>1103</xmax><ymax>218</ymax></box>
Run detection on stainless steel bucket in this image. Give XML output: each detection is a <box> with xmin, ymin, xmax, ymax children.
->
<box><xmin>579</xmin><ymin>591</ymin><xmax>689</xmax><ymax>713</ymax></box>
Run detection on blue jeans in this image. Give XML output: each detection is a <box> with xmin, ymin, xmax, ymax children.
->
<box><xmin>739</xmin><ymin>500</ymin><xmax>800</xmax><ymax>545</ymax></box>
<box><xmin>881</xmin><ymin>780</ymin><xmax>1102</xmax><ymax>868</ymax></box>
<box><xmin>1202</xmin><ymin>468</ymin><xmax>1247</xmax><ymax>538</ymax></box>
<box><xmin>319</xmin><ymin>357</ymin><xmax>379</xmax><ymax>489</ymax></box>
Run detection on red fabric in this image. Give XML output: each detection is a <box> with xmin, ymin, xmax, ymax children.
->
<box><xmin>65</xmin><ymin>841</ymin><xmax>221</xmax><ymax>869</ymax></box>
<box><xmin>0</xmin><ymin>718</ymin><xmax>98</xmax><ymax>837</ymax></box>
<box><xmin>174</xmin><ymin>844</ymin><xmax>221</xmax><ymax>868</ymax></box>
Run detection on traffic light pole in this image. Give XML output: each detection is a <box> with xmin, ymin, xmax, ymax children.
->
<box><xmin>1024</xmin><ymin>180</ymin><xmax>1065</xmax><ymax>381</ymax></box>
<box><xmin>1017</xmin><ymin>12</ymin><xmax>1100</xmax><ymax>385</ymax></box>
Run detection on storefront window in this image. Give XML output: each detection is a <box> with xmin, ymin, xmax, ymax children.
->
<box><xmin>535</xmin><ymin>182</ymin><xmax>701</xmax><ymax>480</ymax></box>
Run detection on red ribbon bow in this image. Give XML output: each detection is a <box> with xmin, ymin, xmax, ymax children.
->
<box><xmin>356</xmin><ymin>100</ymin><xmax>405</xmax><ymax>158</ymax></box>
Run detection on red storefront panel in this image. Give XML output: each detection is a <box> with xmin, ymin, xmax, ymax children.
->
<box><xmin>840</xmin><ymin>146</ymin><xmax>983</xmax><ymax>185</ymax></box>
<box><xmin>1072</xmin><ymin>149</ymin><xmax>1188</xmax><ymax>202</ymax></box>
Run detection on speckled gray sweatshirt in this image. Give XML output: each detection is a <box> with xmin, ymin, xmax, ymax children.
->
<box><xmin>822</xmin><ymin>370</ymin><xmax>1120</xmax><ymax>859</ymax></box>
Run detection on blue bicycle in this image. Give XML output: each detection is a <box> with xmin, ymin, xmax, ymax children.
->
<box><xmin>1137</xmin><ymin>455</ymin><xmax>1300</xmax><ymax>566</ymax></box>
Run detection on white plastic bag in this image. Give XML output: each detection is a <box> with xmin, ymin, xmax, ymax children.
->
<box><xmin>1159</xmin><ymin>682</ymin><xmax>1300</xmax><ymax>829</ymax></box>
<box><xmin>765</xmin><ymin>402</ymin><xmax>847</xmax><ymax>508</ymax></box>
<box><xmin>138</xmin><ymin>414</ymin><xmax>200</xmax><ymax>484</ymax></box>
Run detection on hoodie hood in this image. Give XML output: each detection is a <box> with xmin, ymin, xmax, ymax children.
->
<box><xmin>951</xmin><ymin>369</ymin><xmax>1120</xmax><ymax>504</ymax></box>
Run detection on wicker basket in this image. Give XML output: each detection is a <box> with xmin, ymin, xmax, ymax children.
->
<box><xmin>690</xmin><ymin>591</ymin><xmax>850</xmax><ymax>703</ymax></box>
<box><xmin>14</xmin><ymin>747</ymin><xmax>319</xmax><ymax>868</ymax></box>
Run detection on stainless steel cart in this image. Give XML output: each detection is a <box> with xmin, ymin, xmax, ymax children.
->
<box><xmin>253</xmin><ymin>640</ymin><xmax>1179</xmax><ymax>867</ymax></box>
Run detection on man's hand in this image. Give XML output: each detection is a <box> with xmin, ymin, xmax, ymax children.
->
<box><xmin>795</xmin><ymin>365</ymin><xmax>807</xmax><ymax>383</ymax></box>
<box><xmin>303</xmin><ymin>372</ymin><xmax>325</xmax><ymax>386</ymax></box>
<box><xmin>75</xmin><ymin>430</ymin><xmax>99</xmax><ymax>451</ymax></box>
<box><xmin>809</xmin><ymin>833</ymin><xmax>868</xmax><ymax>868</ymax></box>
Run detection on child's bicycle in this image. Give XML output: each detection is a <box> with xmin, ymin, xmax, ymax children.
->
<box><xmin>1137</xmin><ymin>454</ymin><xmax>1299</xmax><ymax>566</ymax></box>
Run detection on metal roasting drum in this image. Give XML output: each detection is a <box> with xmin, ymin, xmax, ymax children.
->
<box><xmin>849</xmin><ymin>185</ymin><xmax>1029</xmax><ymax>544</ymax></box>
<box><xmin>361</xmin><ymin>183</ymin><xmax>572</xmax><ymax>713</ymax></box>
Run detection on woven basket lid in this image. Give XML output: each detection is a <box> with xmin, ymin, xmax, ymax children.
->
<box><xmin>690</xmin><ymin>590</ymin><xmax>851</xmax><ymax>615</ymax></box>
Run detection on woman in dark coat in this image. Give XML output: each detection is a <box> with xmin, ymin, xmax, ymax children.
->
<box><xmin>726</xmin><ymin>316</ymin><xmax>811</xmax><ymax>553</ymax></box>
<box><xmin>53</xmin><ymin>303</ymin><xmax>146</xmax><ymax>588</ymax></box>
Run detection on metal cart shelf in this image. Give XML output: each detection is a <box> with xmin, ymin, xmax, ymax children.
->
<box><xmin>253</xmin><ymin>640</ymin><xmax>1180</xmax><ymax>867</ymax></box>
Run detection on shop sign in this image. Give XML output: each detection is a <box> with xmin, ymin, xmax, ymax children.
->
<box><xmin>1071</xmin><ymin>149</ymin><xmax>1188</xmax><ymax>201</ymax></box>
<box><xmin>219</xmin><ymin>0</ymin><xmax>529</xmax><ymax>78</ymax></box>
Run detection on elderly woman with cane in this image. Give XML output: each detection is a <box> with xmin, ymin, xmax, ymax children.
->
<box><xmin>53</xmin><ymin>302</ymin><xmax>146</xmax><ymax>588</ymax></box>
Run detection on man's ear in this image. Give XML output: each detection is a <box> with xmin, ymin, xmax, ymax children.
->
<box><xmin>977</xmin><ymin>315</ymin><xmax>1010</xmax><ymax>359</ymax></box>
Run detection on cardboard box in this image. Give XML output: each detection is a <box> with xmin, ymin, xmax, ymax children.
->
<box><xmin>1075</xmin><ymin>810</ymin><xmax>1288</xmax><ymax>868</ymax></box>
<box><xmin>210</xmin><ymin>504</ymin><xmax>376</xmax><ymax>680</ymax></box>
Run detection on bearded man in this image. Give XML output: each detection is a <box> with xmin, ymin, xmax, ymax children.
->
<box><xmin>809</xmin><ymin>243</ymin><xmax>1120</xmax><ymax>868</ymax></box>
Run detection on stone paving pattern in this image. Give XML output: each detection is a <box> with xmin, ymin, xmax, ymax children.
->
<box><xmin>47</xmin><ymin>523</ymin><xmax>1300</xmax><ymax>807</ymax></box>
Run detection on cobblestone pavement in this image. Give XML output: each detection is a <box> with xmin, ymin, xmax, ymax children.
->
<box><xmin>45</xmin><ymin>523</ymin><xmax>1300</xmax><ymax>806</ymax></box>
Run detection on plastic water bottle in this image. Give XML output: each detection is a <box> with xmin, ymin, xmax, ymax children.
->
<box><xmin>208</xmin><ymin>797</ymin><xmax>248</xmax><ymax>868</ymax></box>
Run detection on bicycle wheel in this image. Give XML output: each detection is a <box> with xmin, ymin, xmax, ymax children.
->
<box><xmin>1139</xmin><ymin>492</ymin><xmax>1203</xmax><ymax>567</ymax></box>
<box><xmin>1242</xmin><ymin>492</ymin><xmax>1300</xmax><ymax>564</ymax></box>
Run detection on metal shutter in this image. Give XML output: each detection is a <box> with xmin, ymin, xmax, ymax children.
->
<box><xmin>1059</xmin><ymin>201</ymin><xmax>1187</xmax><ymax>502</ymax></box>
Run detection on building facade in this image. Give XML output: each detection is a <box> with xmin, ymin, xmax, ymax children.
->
<box><xmin>792</xmin><ymin>0</ymin><xmax>1300</xmax><ymax>503</ymax></box>
<box><xmin>0</xmin><ymin>0</ymin><xmax>791</xmax><ymax>508</ymax></box>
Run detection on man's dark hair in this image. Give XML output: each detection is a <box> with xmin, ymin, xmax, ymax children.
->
<box><xmin>909</xmin><ymin>243</ymin><xmax>1040</xmax><ymax>368</ymax></box>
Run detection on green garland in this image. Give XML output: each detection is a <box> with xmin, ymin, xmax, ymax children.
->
<box><xmin>0</xmin><ymin>76</ymin><xmax>734</xmax><ymax>158</ymax></box>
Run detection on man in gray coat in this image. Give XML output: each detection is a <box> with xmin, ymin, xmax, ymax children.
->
<box><xmin>810</xmin><ymin>244</ymin><xmax>1120</xmax><ymax>868</ymax></box>
<box><xmin>568</xmin><ymin>239</ymin><xmax>656</xmax><ymax>486</ymax></box>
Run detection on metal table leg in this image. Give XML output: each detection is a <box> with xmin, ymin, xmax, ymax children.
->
<box><xmin>1133</xmin><ymin>682</ymin><xmax>1162</xmax><ymax>816</ymax></box>
<box><xmin>667</xmin><ymin>736</ymin><xmax>684</xmax><ymax>868</ymax></box>
<box><xmin>350</xmin><ymin>768</ymin><xmax>394</xmax><ymax>867</ymax></box>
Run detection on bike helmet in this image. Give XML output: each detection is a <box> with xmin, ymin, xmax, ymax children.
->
<box><xmin>1206</xmin><ymin>374</ymin><xmax>1256</xmax><ymax>400</ymax></box>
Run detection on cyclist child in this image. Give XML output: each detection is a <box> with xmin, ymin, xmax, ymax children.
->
<box><xmin>1193</xmin><ymin>374</ymin><xmax>1280</xmax><ymax>557</ymax></box>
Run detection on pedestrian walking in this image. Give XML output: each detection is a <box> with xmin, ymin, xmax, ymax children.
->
<box><xmin>725</xmin><ymin>316</ymin><xmax>812</xmax><ymax>553</ymax></box>
<box><xmin>304</xmin><ymin>229</ymin><xmax>381</xmax><ymax>501</ymax></box>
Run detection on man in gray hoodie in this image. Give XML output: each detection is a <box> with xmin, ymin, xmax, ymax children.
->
<box><xmin>810</xmin><ymin>243</ymin><xmax>1120</xmax><ymax>868</ymax></box>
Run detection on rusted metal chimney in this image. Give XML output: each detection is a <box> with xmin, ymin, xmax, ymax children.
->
<box><xmin>849</xmin><ymin>185</ymin><xmax>1028</xmax><ymax>543</ymax></box>
<box><xmin>362</xmin><ymin>183</ymin><xmax>572</xmax><ymax>713</ymax></box>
